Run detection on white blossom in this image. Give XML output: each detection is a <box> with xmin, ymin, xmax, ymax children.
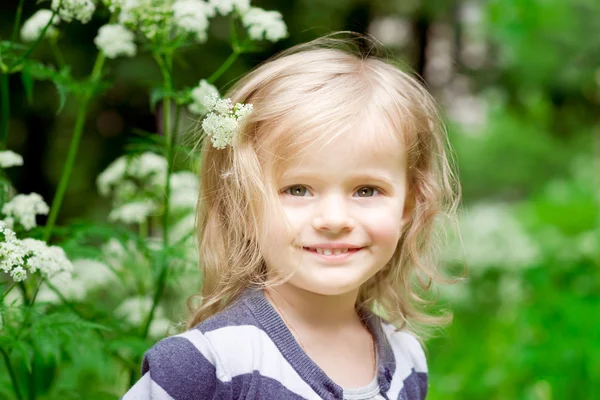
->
<box><xmin>170</xmin><ymin>171</ymin><xmax>199</xmax><ymax>210</ymax></box>
<box><xmin>72</xmin><ymin>258</ymin><xmax>119</xmax><ymax>290</ymax></box>
<box><xmin>109</xmin><ymin>199</ymin><xmax>157</xmax><ymax>224</ymax></box>
<box><xmin>116</xmin><ymin>296</ymin><xmax>162</xmax><ymax>325</ymax></box>
<box><xmin>97</xmin><ymin>156</ymin><xmax>127</xmax><ymax>196</ymax></box>
<box><xmin>201</xmin><ymin>94</ymin><xmax>253</xmax><ymax>149</ymax></box>
<box><xmin>242</xmin><ymin>7</ymin><xmax>287</xmax><ymax>42</ymax></box>
<box><xmin>21</xmin><ymin>238</ymin><xmax>74</xmax><ymax>279</ymax></box>
<box><xmin>2</xmin><ymin>193</ymin><xmax>50</xmax><ymax>231</ymax></box>
<box><xmin>447</xmin><ymin>203</ymin><xmax>540</xmax><ymax>272</ymax></box>
<box><xmin>209</xmin><ymin>0</ymin><xmax>250</xmax><ymax>16</ymax></box>
<box><xmin>128</xmin><ymin>152</ymin><xmax>168</xmax><ymax>181</ymax></box>
<box><xmin>20</xmin><ymin>10</ymin><xmax>60</xmax><ymax>43</ymax></box>
<box><xmin>189</xmin><ymin>80</ymin><xmax>219</xmax><ymax>115</ymax></box>
<box><xmin>0</xmin><ymin>222</ymin><xmax>73</xmax><ymax>283</ymax></box>
<box><xmin>94</xmin><ymin>24</ymin><xmax>137</xmax><ymax>59</ymax></box>
<box><xmin>51</xmin><ymin>0</ymin><xmax>96</xmax><ymax>24</ymax></box>
<box><xmin>173</xmin><ymin>0</ymin><xmax>215</xmax><ymax>42</ymax></box>
<box><xmin>0</xmin><ymin>151</ymin><xmax>24</xmax><ymax>168</ymax></box>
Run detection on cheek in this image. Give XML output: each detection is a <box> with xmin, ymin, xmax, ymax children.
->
<box><xmin>363</xmin><ymin>205</ymin><xmax>404</xmax><ymax>245</ymax></box>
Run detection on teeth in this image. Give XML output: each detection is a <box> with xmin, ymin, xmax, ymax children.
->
<box><xmin>311</xmin><ymin>248</ymin><xmax>350</xmax><ymax>255</ymax></box>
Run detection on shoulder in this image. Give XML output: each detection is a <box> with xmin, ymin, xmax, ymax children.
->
<box><xmin>380</xmin><ymin>322</ymin><xmax>428</xmax><ymax>373</ymax></box>
<box><xmin>124</xmin><ymin>299</ymin><xmax>262</xmax><ymax>400</ymax></box>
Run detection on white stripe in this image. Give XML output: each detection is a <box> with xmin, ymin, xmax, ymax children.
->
<box><xmin>174</xmin><ymin>329</ymin><xmax>230</xmax><ymax>382</ymax></box>
<box><xmin>203</xmin><ymin>325</ymin><xmax>322</xmax><ymax>399</ymax></box>
<box><xmin>122</xmin><ymin>372</ymin><xmax>174</xmax><ymax>400</ymax></box>
<box><xmin>381</xmin><ymin>324</ymin><xmax>427</xmax><ymax>397</ymax></box>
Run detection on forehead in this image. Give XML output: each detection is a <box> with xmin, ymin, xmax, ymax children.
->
<box><xmin>279</xmin><ymin>119</ymin><xmax>406</xmax><ymax>180</ymax></box>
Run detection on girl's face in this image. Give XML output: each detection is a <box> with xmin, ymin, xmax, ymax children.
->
<box><xmin>260</xmin><ymin>127</ymin><xmax>410</xmax><ymax>296</ymax></box>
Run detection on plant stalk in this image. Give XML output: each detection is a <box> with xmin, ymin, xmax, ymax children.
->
<box><xmin>207</xmin><ymin>50</ymin><xmax>239</xmax><ymax>84</ymax></box>
<box><xmin>0</xmin><ymin>73</ymin><xmax>9</xmax><ymax>150</ymax></box>
<box><xmin>11</xmin><ymin>0</ymin><xmax>26</xmax><ymax>43</ymax></box>
<box><xmin>1</xmin><ymin>348</ymin><xmax>23</xmax><ymax>400</ymax></box>
<box><xmin>43</xmin><ymin>52</ymin><xmax>106</xmax><ymax>243</ymax></box>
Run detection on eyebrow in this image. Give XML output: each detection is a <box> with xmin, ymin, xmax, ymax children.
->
<box><xmin>280</xmin><ymin>171</ymin><xmax>399</xmax><ymax>186</ymax></box>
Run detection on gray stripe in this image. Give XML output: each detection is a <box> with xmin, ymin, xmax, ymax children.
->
<box><xmin>142</xmin><ymin>336</ymin><xmax>231</xmax><ymax>399</ymax></box>
<box><xmin>396</xmin><ymin>369</ymin><xmax>428</xmax><ymax>400</ymax></box>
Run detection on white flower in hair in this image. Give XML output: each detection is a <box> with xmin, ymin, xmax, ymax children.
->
<box><xmin>201</xmin><ymin>94</ymin><xmax>253</xmax><ymax>150</ymax></box>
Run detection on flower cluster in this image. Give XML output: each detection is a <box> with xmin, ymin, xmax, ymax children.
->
<box><xmin>20</xmin><ymin>10</ymin><xmax>60</xmax><ymax>43</ymax></box>
<box><xmin>172</xmin><ymin>0</ymin><xmax>215</xmax><ymax>42</ymax></box>
<box><xmin>189</xmin><ymin>79</ymin><xmax>219</xmax><ymax>115</ymax></box>
<box><xmin>209</xmin><ymin>0</ymin><xmax>251</xmax><ymax>15</ymax></box>
<box><xmin>94</xmin><ymin>24</ymin><xmax>137</xmax><ymax>59</ymax></box>
<box><xmin>0</xmin><ymin>150</ymin><xmax>24</xmax><ymax>168</ymax></box>
<box><xmin>2</xmin><ymin>193</ymin><xmax>50</xmax><ymax>231</ymax></box>
<box><xmin>97</xmin><ymin>152</ymin><xmax>167</xmax><ymax>197</ymax></box>
<box><xmin>201</xmin><ymin>94</ymin><xmax>253</xmax><ymax>149</ymax></box>
<box><xmin>242</xmin><ymin>7</ymin><xmax>287</xmax><ymax>42</ymax></box>
<box><xmin>0</xmin><ymin>222</ymin><xmax>73</xmax><ymax>282</ymax></box>
<box><xmin>51</xmin><ymin>0</ymin><xmax>96</xmax><ymax>24</ymax></box>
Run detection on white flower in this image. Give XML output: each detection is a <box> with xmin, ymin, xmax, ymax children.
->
<box><xmin>94</xmin><ymin>24</ymin><xmax>137</xmax><ymax>59</ymax></box>
<box><xmin>0</xmin><ymin>151</ymin><xmax>24</xmax><ymax>168</ymax></box>
<box><xmin>115</xmin><ymin>296</ymin><xmax>164</xmax><ymax>325</ymax></box>
<box><xmin>242</xmin><ymin>7</ymin><xmax>287</xmax><ymax>42</ymax></box>
<box><xmin>0</xmin><ymin>224</ymin><xmax>29</xmax><ymax>281</ymax></box>
<box><xmin>2</xmin><ymin>193</ymin><xmax>50</xmax><ymax>231</ymax></box>
<box><xmin>128</xmin><ymin>152</ymin><xmax>168</xmax><ymax>181</ymax></box>
<box><xmin>447</xmin><ymin>203</ymin><xmax>540</xmax><ymax>272</ymax></box>
<box><xmin>21</xmin><ymin>238</ymin><xmax>74</xmax><ymax>279</ymax></box>
<box><xmin>72</xmin><ymin>258</ymin><xmax>119</xmax><ymax>290</ymax></box>
<box><xmin>209</xmin><ymin>0</ymin><xmax>250</xmax><ymax>15</ymax></box>
<box><xmin>51</xmin><ymin>0</ymin><xmax>96</xmax><ymax>24</ymax></box>
<box><xmin>20</xmin><ymin>10</ymin><xmax>60</xmax><ymax>43</ymax></box>
<box><xmin>169</xmin><ymin>213</ymin><xmax>196</xmax><ymax>244</ymax></box>
<box><xmin>189</xmin><ymin>80</ymin><xmax>219</xmax><ymax>115</ymax></box>
<box><xmin>109</xmin><ymin>199</ymin><xmax>157</xmax><ymax>224</ymax></box>
<box><xmin>170</xmin><ymin>171</ymin><xmax>199</xmax><ymax>210</ymax></box>
<box><xmin>173</xmin><ymin>0</ymin><xmax>215</xmax><ymax>42</ymax></box>
<box><xmin>97</xmin><ymin>156</ymin><xmax>127</xmax><ymax>196</ymax></box>
<box><xmin>201</xmin><ymin>94</ymin><xmax>253</xmax><ymax>149</ymax></box>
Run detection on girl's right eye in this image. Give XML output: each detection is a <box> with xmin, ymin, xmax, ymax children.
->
<box><xmin>282</xmin><ymin>185</ymin><xmax>310</xmax><ymax>197</ymax></box>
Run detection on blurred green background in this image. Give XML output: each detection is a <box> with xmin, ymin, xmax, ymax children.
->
<box><xmin>1</xmin><ymin>0</ymin><xmax>599</xmax><ymax>398</ymax></box>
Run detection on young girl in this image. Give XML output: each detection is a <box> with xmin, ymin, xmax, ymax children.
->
<box><xmin>123</xmin><ymin>36</ymin><xmax>459</xmax><ymax>400</ymax></box>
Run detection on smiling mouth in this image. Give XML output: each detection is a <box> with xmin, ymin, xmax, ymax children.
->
<box><xmin>302</xmin><ymin>247</ymin><xmax>363</xmax><ymax>257</ymax></box>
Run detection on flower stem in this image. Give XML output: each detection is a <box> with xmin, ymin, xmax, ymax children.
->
<box><xmin>1</xmin><ymin>348</ymin><xmax>23</xmax><ymax>400</ymax></box>
<box><xmin>43</xmin><ymin>52</ymin><xmax>106</xmax><ymax>243</ymax></box>
<box><xmin>11</xmin><ymin>0</ymin><xmax>26</xmax><ymax>43</ymax></box>
<box><xmin>207</xmin><ymin>50</ymin><xmax>239</xmax><ymax>84</ymax></box>
<box><xmin>13</xmin><ymin>5</ymin><xmax>61</xmax><ymax>69</ymax></box>
<box><xmin>1</xmin><ymin>281</ymin><xmax>17</xmax><ymax>302</ymax></box>
<box><xmin>0</xmin><ymin>72</ymin><xmax>9</xmax><ymax>150</ymax></box>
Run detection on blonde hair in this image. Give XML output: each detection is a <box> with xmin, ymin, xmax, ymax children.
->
<box><xmin>186</xmin><ymin>35</ymin><xmax>461</xmax><ymax>339</ymax></box>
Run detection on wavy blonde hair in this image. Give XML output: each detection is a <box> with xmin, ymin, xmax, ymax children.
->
<box><xmin>186</xmin><ymin>35</ymin><xmax>461</xmax><ymax>338</ymax></box>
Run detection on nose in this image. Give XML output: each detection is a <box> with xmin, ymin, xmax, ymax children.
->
<box><xmin>311</xmin><ymin>194</ymin><xmax>355</xmax><ymax>233</ymax></box>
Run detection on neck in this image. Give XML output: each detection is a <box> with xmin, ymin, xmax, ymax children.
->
<box><xmin>263</xmin><ymin>283</ymin><xmax>362</xmax><ymax>332</ymax></box>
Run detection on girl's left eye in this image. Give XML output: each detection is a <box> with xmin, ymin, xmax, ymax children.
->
<box><xmin>354</xmin><ymin>187</ymin><xmax>380</xmax><ymax>197</ymax></box>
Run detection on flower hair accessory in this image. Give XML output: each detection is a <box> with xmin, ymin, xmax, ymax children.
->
<box><xmin>201</xmin><ymin>94</ymin><xmax>253</xmax><ymax>150</ymax></box>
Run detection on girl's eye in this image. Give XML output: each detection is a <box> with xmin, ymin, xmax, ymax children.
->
<box><xmin>355</xmin><ymin>187</ymin><xmax>379</xmax><ymax>197</ymax></box>
<box><xmin>283</xmin><ymin>185</ymin><xmax>310</xmax><ymax>197</ymax></box>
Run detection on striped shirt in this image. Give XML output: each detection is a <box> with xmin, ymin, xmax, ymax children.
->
<box><xmin>123</xmin><ymin>287</ymin><xmax>428</xmax><ymax>400</ymax></box>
